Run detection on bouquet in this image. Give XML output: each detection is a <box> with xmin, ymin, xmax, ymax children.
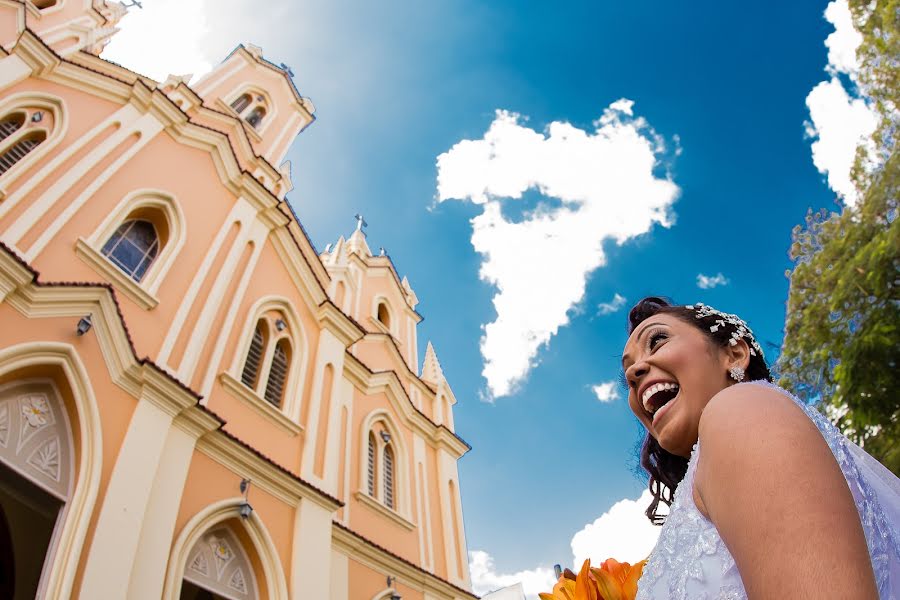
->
<box><xmin>539</xmin><ymin>557</ymin><xmax>646</xmax><ymax>600</ymax></box>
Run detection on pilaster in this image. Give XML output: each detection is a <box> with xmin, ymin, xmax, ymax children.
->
<box><xmin>290</xmin><ymin>497</ymin><xmax>333</xmax><ymax>600</ymax></box>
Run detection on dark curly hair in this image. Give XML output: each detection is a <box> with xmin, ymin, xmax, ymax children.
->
<box><xmin>627</xmin><ymin>296</ymin><xmax>772</xmax><ymax>525</ymax></box>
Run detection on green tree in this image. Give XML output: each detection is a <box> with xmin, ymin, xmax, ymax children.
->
<box><xmin>779</xmin><ymin>0</ymin><xmax>899</xmax><ymax>473</ymax></box>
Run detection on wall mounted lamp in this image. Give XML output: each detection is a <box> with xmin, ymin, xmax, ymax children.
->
<box><xmin>380</xmin><ymin>430</ymin><xmax>391</xmax><ymax>443</ymax></box>
<box><xmin>76</xmin><ymin>314</ymin><xmax>93</xmax><ymax>336</ymax></box>
<box><xmin>386</xmin><ymin>576</ymin><xmax>401</xmax><ymax>600</ymax></box>
<box><xmin>275</xmin><ymin>318</ymin><xmax>286</xmax><ymax>331</ymax></box>
<box><xmin>239</xmin><ymin>478</ymin><xmax>253</xmax><ymax>519</ymax></box>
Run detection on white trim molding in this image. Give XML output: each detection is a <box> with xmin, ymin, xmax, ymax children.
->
<box><xmin>163</xmin><ymin>497</ymin><xmax>289</xmax><ymax>600</ymax></box>
<box><xmin>78</xmin><ymin>188</ymin><xmax>186</xmax><ymax>305</ymax></box>
<box><xmin>0</xmin><ymin>342</ymin><xmax>103</xmax><ymax>600</ymax></box>
<box><xmin>229</xmin><ymin>295</ymin><xmax>310</xmax><ymax>424</ymax></box>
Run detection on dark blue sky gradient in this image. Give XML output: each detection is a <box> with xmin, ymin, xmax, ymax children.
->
<box><xmin>266</xmin><ymin>0</ymin><xmax>841</xmax><ymax>572</ymax></box>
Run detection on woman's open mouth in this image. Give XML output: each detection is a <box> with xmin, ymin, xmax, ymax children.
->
<box><xmin>641</xmin><ymin>382</ymin><xmax>680</xmax><ymax>425</ymax></box>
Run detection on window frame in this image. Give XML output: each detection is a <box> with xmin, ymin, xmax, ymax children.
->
<box><xmin>223</xmin><ymin>86</ymin><xmax>278</xmax><ymax>137</ymax></box>
<box><xmin>0</xmin><ymin>93</ymin><xmax>66</xmax><ymax>188</ymax></box>
<box><xmin>356</xmin><ymin>410</ymin><xmax>413</xmax><ymax>529</ymax></box>
<box><xmin>224</xmin><ymin>297</ymin><xmax>309</xmax><ymax>434</ymax></box>
<box><xmin>75</xmin><ymin>189</ymin><xmax>185</xmax><ymax>310</ymax></box>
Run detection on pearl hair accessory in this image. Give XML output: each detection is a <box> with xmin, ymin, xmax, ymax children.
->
<box><xmin>685</xmin><ymin>303</ymin><xmax>764</xmax><ymax>359</ymax></box>
<box><xmin>729</xmin><ymin>366</ymin><xmax>746</xmax><ymax>382</ymax></box>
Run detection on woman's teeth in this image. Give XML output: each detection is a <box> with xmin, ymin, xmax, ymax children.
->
<box><xmin>642</xmin><ymin>382</ymin><xmax>680</xmax><ymax>414</ymax></box>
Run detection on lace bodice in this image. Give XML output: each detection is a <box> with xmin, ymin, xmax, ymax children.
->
<box><xmin>635</xmin><ymin>382</ymin><xmax>900</xmax><ymax>599</ymax></box>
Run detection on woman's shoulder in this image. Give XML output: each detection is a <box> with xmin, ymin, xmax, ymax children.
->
<box><xmin>695</xmin><ymin>380</ymin><xmax>844</xmax><ymax>504</ymax></box>
<box><xmin>698</xmin><ymin>381</ymin><xmax>812</xmax><ymax>443</ymax></box>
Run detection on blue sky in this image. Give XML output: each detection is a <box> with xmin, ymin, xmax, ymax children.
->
<box><xmin>105</xmin><ymin>0</ymin><xmax>873</xmax><ymax>595</ymax></box>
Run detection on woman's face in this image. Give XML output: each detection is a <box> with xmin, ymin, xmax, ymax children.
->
<box><xmin>621</xmin><ymin>312</ymin><xmax>732</xmax><ymax>457</ymax></box>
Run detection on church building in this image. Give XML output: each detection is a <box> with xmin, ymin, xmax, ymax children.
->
<box><xmin>0</xmin><ymin>1</ymin><xmax>475</xmax><ymax>599</ymax></box>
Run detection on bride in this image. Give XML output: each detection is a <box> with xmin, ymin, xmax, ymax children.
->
<box><xmin>621</xmin><ymin>297</ymin><xmax>899</xmax><ymax>599</ymax></box>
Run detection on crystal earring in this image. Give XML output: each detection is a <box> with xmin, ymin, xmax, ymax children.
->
<box><xmin>729</xmin><ymin>366</ymin><xmax>745</xmax><ymax>382</ymax></box>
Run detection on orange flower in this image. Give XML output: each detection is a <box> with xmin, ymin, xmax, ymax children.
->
<box><xmin>539</xmin><ymin>558</ymin><xmax>647</xmax><ymax>600</ymax></box>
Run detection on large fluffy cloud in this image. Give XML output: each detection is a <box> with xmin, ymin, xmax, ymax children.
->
<box><xmin>469</xmin><ymin>550</ymin><xmax>556</xmax><ymax>599</ymax></box>
<box><xmin>804</xmin><ymin>0</ymin><xmax>878</xmax><ymax>207</ymax></box>
<box><xmin>570</xmin><ymin>489</ymin><xmax>661</xmax><ymax>566</ymax></box>
<box><xmin>471</xmin><ymin>490</ymin><xmax>661</xmax><ymax>599</ymax></box>
<box><xmin>437</xmin><ymin>104</ymin><xmax>679</xmax><ymax>398</ymax></box>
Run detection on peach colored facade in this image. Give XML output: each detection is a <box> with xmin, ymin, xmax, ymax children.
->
<box><xmin>0</xmin><ymin>2</ymin><xmax>474</xmax><ymax>599</ymax></box>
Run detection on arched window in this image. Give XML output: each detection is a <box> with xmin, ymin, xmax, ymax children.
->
<box><xmin>263</xmin><ymin>340</ymin><xmax>290</xmax><ymax>407</ymax></box>
<box><xmin>359</xmin><ymin>414</ymin><xmax>408</xmax><ymax>516</ymax></box>
<box><xmin>100</xmin><ymin>219</ymin><xmax>160</xmax><ymax>282</ymax></box>
<box><xmin>0</xmin><ymin>100</ymin><xmax>60</xmax><ymax>182</ymax></box>
<box><xmin>383</xmin><ymin>444</ymin><xmax>395</xmax><ymax>509</ymax></box>
<box><xmin>240</xmin><ymin>322</ymin><xmax>268</xmax><ymax>388</ymax></box>
<box><xmin>367</xmin><ymin>432</ymin><xmax>377</xmax><ymax>497</ymax></box>
<box><xmin>234</xmin><ymin>305</ymin><xmax>303</xmax><ymax>421</ymax></box>
<box><xmin>376</xmin><ymin>301</ymin><xmax>391</xmax><ymax>329</ymax></box>
<box><xmin>245</xmin><ymin>106</ymin><xmax>266</xmax><ymax>129</ymax></box>
<box><xmin>0</xmin><ymin>131</ymin><xmax>46</xmax><ymax>176</ymax></box>
<box><xmin>230</xmin><ymin>93</ymin><xmax>252</xmax><ymax>114</ymax></box>
<box><xmin>77</xmin><ymin>190</ymin><xmax>183</xmax><ymax>310</ymax></box>
<box><xmin>0</xmin><ymin>112</ymin><xmax>24</xmax><ymax>143</ymax></box>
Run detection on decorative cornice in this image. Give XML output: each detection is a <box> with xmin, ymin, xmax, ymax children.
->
<box><xmin>332</xmin><ymin>523</ymin><xmax>476</xmax><ymax>600</ymax></box>
<box><xmin>316</xmin><ymin>300</ymin><xmax>365</xmax><ymax>347</ymax></box>
<box><xmin>345</xmin><ymin>252</ymin><xmax>423</xmax><ymax>322</ymax></box>
<box><xmin>0</xmin><ymin>244</ymin><xmax>340</xmax><ymax>515</ymax></box>
<box><xmin>11</xmin><ymin>28</ymin><xmax>333</xmax><ymax>307</ymax></box>
<box><xmin>197</xmin><ymin>430</ymin><xmax>341</xmax><ymax>511</ymax></box>
<box><xmin>342</xmin><ymin>354</ymin><xmax>470</xmax><ymax>458</ymax></box>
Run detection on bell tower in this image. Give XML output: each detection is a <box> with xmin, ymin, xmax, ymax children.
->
<box><xmin>24</xmin><ymin>0</ymin><xmax>128</xmax><ymax>57</ymax></box>
<box><xmin>192</xmin><ymin>43</ymin><xmax>315</xmax><ymax>166</ymax></box>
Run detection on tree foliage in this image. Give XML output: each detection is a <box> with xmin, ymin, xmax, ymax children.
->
<box><xmin>779</xmin><ymin>0</ymin><xmax>900</xmax><ymax>473</ymax></box>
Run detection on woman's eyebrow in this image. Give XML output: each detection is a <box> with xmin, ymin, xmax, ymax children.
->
<box><xmin>621</xmin><ymin>320</ymin><xmax>667</xmax><ymax>367</ymax></box>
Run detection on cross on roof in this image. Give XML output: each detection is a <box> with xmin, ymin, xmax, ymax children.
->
<box><xmin>354</xmin><ymin>214</ymin><xmax>367</xmax><ymax>232</ymax></box>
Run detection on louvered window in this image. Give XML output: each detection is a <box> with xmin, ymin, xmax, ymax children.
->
<box><xmin>246</xmin><ymin>106</ymin><xmax>266</xmax><ymax>129</ymax></box>
<box><xmin>384</xmin><ymin>444</ymin><xmax>395</xmax><ymax>509</ymax></box>
<box><xmin>241</xmin><ymin>324</ymin><xmax>265</xmax><ymax>388</ymax></box>
<box><xmin>367</xmin><ymin>433</ymin><xmax>376</xmax><ymax>496</ymax></box>
<box><xmin>230</xmin><ymin>94</ymin><xmax>252</xmax><ymax>114</ymax></box>
<box><xmin>0</xmin><ymin>133</ymin><xmax>45</xmax><ymax>176</ymax></box>
<box><xmin>100</xmin><ymin>219</ymin><xmax>159</xmax><ymax>281</ymax></box>
<box><xmin>0</xmin><ymin>113</ymin><xmax>24</xmax><ymax>143</ymax></box>
<box><xmin>263</xmin><ymin>341</ymin><xmax>288</xmax><ymax>407</ymax></box>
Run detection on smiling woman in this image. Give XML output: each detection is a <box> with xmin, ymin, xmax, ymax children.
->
<box><xmin>621</xmin><ymin>297</ymin><xmax>899</xmax><ymax>599</ymax></box>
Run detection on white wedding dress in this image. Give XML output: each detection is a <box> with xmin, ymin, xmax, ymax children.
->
<box><xmin>635</xmin><ymin>382</ymin><xmax>900</xmax><ymax>599</ymax></box>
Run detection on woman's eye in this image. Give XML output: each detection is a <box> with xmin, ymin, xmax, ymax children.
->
<box><xmin>648</xmin><ymin>331</ymin><xmax>667</xmax><ymax>350</ymax></box>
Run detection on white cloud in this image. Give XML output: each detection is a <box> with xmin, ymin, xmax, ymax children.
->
<box><xmin>592</xmin><ymin>381</ymin><xmax>620</xmax><ymax>403</ymax></box>
<box><xmin>469</xmin><ymin>550</ymin><xmax>556</xmax><ymax>599</ymax></box>
<box><xmin>597</xmin><ymin>293</ymin><xmax>627</xmax><ymax>315</ymax></box>
<box><xmin>102</xmin><ymin>0</ymin><xmax>214</xmax><ymax>81</ymax></box>
<box><xmin>437</xmin><ymin>104</ymin><xmax>679</xmax><ymax>399</ymax></box>
<box><xmin>471</xmin><ymin>490</ymin><xmax>662</xmax><ymax>599</ymax></box>
<box><xmin>805</xmin><ymin>78</ymin><xmax>877</xmax><ymax>205</ymax></box>
<box><xmin>804</xmin><ymin>0</ymin><xmax>878</xmax><ymax>207</ymax></box>
<box><xmin>696</xmin><ymin>272</ymin><xmax>728</xmax><ymax>289</ymax></box>
<box><xmin>824</xmin><ymin>0</ymin><xmax>863</xmax><ymax>76</ymax></box>
<box><xmin>570</xmin><ymin>489</ymin><xmax>662</xmax><ymax>566</ymax></box>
